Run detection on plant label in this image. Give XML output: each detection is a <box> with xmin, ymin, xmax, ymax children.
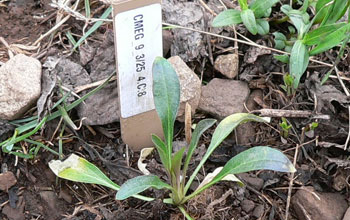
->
<box><xmin>113</xmin><ymin>0</ymin><xmax>163</xmax><ymax>151</ymax></box>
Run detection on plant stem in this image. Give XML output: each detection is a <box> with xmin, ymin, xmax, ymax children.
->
<box><xmin>179</xmin><ymin>206</ymin><xmax>194</xmax><ymax>220</ymax></box>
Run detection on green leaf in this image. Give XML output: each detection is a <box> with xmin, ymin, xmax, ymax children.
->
<box><xmin>152</xmin><ymin>57</ymin><xmax>180</xmax><ymax>155</ymax></box>
<box><xmin>152</xmin><ymin>134</ymin><xmax>170</xmax><ymax>171</ymax></box>
<box><xmin>310</xmin><ymin>24</ymin><xmax>350</xmax><ymax>55</ymax></box>
<box><xmin>250</xmin><ymin>0</ymin><xmax>280</xmax><ymax>18</ymax></box>
<box><xmin>256</xmin><ymin>19</ymin><xmax>269</xmax><ymax>35</ymax></box>
<box><xmin>116</xmin><ymin>175</ymin><xmax>172</xmax><ymax>200</ymax></box>
<box><xmin>212</xmin><ymin>9</ymin><xmax>242</xmax><ymax>27</ymax></box>
<box><xmin>185</xmin><ymin>146</ymin><xmax>295</xmax><ymax>202</ymax></box>
<box><xmin>314</xmin><ymin>0</ymin><xmax>332</xmax><ymax>24</ymax></box>
<box><xmin>183</xmin><ymin>119</ymin><xmax>216</xmax><ymax>178</ymax></box>
<box><xmin>241</xmin><ymin>9</ymin><xmax>258</xmax><ymax>35</ymax></box>
<box><xmin>184</xmin><ymin>113</ymin><xmax>270</xmax><ymax>194</ymax></box>
<box><xmin>273</xmin><ymin>32</ymin><xmax>287</xmax><ymax>49</ymax></box>
<box><xmin>238</xmin><ymin>0</ymin><xmax>249</xmax><ymax>10</ymax></box>
<box><xmin>171</xmin><ymin>147</ymin><xmax>186</xmax><ymax>178</ymax></box>
<box><xmin>214</xmin><ymin>146</ymin><xmax>295</xmax><ymax>183</ymax></box>
<box><xmin>289</xmin><ymin>40</ymin><xmax>309</xmax><ymax>88</ymax></box>
<box><xmin>274</xmin><ymin>54</ymin><xmax>289</xmax><ymax>63</ymax></box>
<box><xmin>323</xmin><ymin>0</ymin><xmax>350</xmax><ymax>25</ymax></box>
<box><xmin>303</xmin><ymin>23</ymin><xmax>347</xmax><ymax>46</ymax></box>
<box><xmin>49</xmin><ymin>154</ymin><xmax>120</xmax><ymax>191</ymax></box>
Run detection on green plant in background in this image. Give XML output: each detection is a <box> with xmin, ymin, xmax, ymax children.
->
<box><xmin>279</xmin><ymin>117</ymin><xmax>292</xmax><ymax>139</ymax></box>
<box><xmin>212</xmin><ymin>0</ymin><xmax>280</xmax><ymax>35</ymax></box>
<box><xmin>213</xmin><ymin>0</ymin><xmax>350</xmax><ymax>89</ymax></box>
<box><xmin>280</xmin><ymin>73</ymin><xmax>296</xmax><ymax>96</ymax></box>
<box><xmin>274</xmin><ymin>0</ymin><xmax>350</xmax><ymax>88</ymax></box>
<box><xmin>49</xmin><ymin>57</ymin><xmax>295</xmax><ymax>219</ymax></box>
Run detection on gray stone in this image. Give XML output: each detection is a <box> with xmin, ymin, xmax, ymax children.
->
<box><xmin>168</xmin><ymin>56</ymin><xmax>201</xmax><ymax>121</ymax></box>
<box><xmin>238</xmin><ymin>173</ymin><xmax>264</xmax><ymax>191</ymax></box>
<box><xmin>198</xmin><ymin>78</ymin><xmax>249</xmax><ymax>118</ymax></box>
<box><xmin>292</xmin><ymin>187</ymin><xmax>347</xmax><ymax>220</ymax></box>
<box><xmin>343</xmin><ymin>207</ymin><xmax>350</xmax><ymax>220</ymax></box>
<box><xmin>214</xmin><ymin>54</ymin><xmax>239</xmax><ymax>79</ymax></box>
<box><xmin>0</xmin><ymin>54</ymin><xmax>41</xmax><ymax>120</ymax></box>
<box><xmin>241</xmin><ymin>199</ymin><xmax>255</xmax><ymax>213</ymax></box>
<box><xmin>252</xmin><ymin>204</ymin><xmax>264</xmax><ymax>218</ymax></box>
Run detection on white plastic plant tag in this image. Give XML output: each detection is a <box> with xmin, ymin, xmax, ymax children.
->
<box><xmin>115</xmin><ymin>3</ymin><xmax>162</xmax><ymax>118</ymax></box>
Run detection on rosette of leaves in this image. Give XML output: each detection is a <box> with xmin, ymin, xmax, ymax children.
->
<box><xmin>49</xmin><ymin>57</ymin><xmax>296</xmax><ymax>219</ymax></box>
<box><xmin>212</xmin><ymin>0</ymin><xmax>280</xmax><ymax>35</ymax></box>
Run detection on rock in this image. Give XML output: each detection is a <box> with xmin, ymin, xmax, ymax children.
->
<box><xmin>77</xmin><ymin>31</ymin><xmax>120</xmax><ymax>125</ymax></box>
<box><xmin>241</xmin><ymin>199</ymin><xmax>255</xmax><ymax>213</ymax></box>
<box><xmin>236</xmin><ymin>90</ymin><xmax>263</xmax><ymax>145</ymax></box>
<box><xmin>343</xmin><ymin>207</ymin><xmax>350</xmax><ymax>220</ymax></box>
<box><xmin>0</xmin><ymin>54</ymin><xmax>41</xmax><ymax>120</ymax></box>
<box><xmin>168</xmin><ymin>56</ymin><xmax>201</xmax><ymax>121</ymax></box>
<box><xmin>238</xmin><ymin>173</ymin><xmax>264</xmax><ymax>191</ymax></box>
<box><xmin>0</xmin><ymin>171</ymin><xmax>17</xmax><ymax>191</ymax></box>
<box><xmin>2</xmin><ymin>196</ymin><xmax>25</xmax><ymax>220</ymax></box>
<box><xmin>292</xmin><ymin>187</ymin><xmax>347</xmax><ymax>220</ymax></box>
<box><xmin>252</xmin><ymin>204</ymin><xmax>264</xmax><ymax>218</ymax></box>
<box><xmin>199</xmin><ymin>78</ymin><xmax>250</xmax><ymax>118</ymax></box>
<box><xmin>214</xmin><ymin>54</ymin><xmax>239</xmax><ymax>79</ymax></box>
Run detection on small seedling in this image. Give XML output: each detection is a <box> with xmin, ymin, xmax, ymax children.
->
<box><xmin>280</xmin><ymin>73</ymin><xmax>296</xmax><ymax>96</ymax></box>
<box><xmin>279</xmin><ymin>117</ymin><xmax>292</xmax><ymax>139</ymax></box>
<box><xmin>212</xmin><ymin>0</ymin><xmax>279</xmax><ymax>35</ymax></box>
<box><xmin>49</xmin><ymin>57</ymin><xmax>295</xmax><ymax>219</ymax></box>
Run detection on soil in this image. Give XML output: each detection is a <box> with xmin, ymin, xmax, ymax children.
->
<box><xmin>0</xmin><ymin>0</ymin><xmax>350</xmax><ymax>220</ymax></box>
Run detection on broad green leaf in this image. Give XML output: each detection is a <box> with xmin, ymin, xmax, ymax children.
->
<box><xmin>256</xmin><ymin>19</ymin><xmax>269</xmax><ymax>35</ymax></box>
<box><xmin>212</xmin><ymin>9</ymin><xmax>242</xmax><ymax>27</ymax></box>
<box><xmin>116</xmin><ymin>175</ymin><xmax>172</xmax><ymax>200</ymax></box>
<box><xmin>303</xmin><ymin>23</ymin><xmax>347</xmax><ymax>45</ymax></box>
<box><xmin>152</xmin><ymin>57</ymin><xmax>180</xmax><ymax>154</ymax></box>
<box><xmin>274</xmin><ymin>54</ymin><xmax>289</xmax><ymax>63</ymax></box>
<box><xmin>219</xmin><ymin>146</ymin><xmax>295</xmax><ymax>176</ymax></box>
<box><xmin>289</xmin><ymin>40</ymin><xmax>309</xmax><ymax>88</ymax></box>
<box><xmin>186</xmin><ymin>146</ymin><xmax>295</xmax><ymax>202</ymax></box>
<box><xmin>324</xmin><ymin>0</ymin><xmax>350</xmax><ymax>25</ymax></box>
<box><xmin>49</xmin><ymin>154</ymin><xmax>120</xmax><ymax>191</ymax></box>
<box><xmin>310</xmin><ymin>24</ymin><xmax>350</xmax><ymax>55</ymax></box>
<box><xmin>152</xmin><ymin>134</ymin><xmax>170</xmax><ymax>170</ymax></box>
<box><xmin>238</xmin><ymin>0</ymin><xmax>249</xmax><ymax>10</ymax></box>
<box><xmin>241</xmin><ymin>9</ymin><xmax>258</xmax><ymax>35</ymax></box>
<box><xmin>250</xmin><ymin>0</ymin><xmax>280</xmax><ymax>18</ymax></box>
<box><xmin>184</xmin><ymin>113</ymin><xmax>270</xmax><ymax>194</ymax></box>
<box><xmin>288</xmin><ymin>10</ymin><xmax>310</xmax><ymax>36</ymax></box>
<box><xmin>183</xmin><ymin>119</ymin><xmax>217</xmax><ymax>178</ymax></box>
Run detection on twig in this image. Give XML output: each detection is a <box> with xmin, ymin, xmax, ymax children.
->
<box><xmin>74</xmin><ymin>75</ymin><xmax>117</xmax><ymax>93</ymax></box>
<box><xmin>285</xmin><ymin>144</ymin><xmax>300</xmax><ymax>220</ymax></box>
<box><xmin>251</xmin><ymin>109</ymin><xmax>330</xmax><ymax>120</ymax></box>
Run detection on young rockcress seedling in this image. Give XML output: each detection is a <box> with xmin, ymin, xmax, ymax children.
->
<box><xmin>49</xmin><ymin>57</ymin><xmax>295</xmax><ymax>219</ymax></box>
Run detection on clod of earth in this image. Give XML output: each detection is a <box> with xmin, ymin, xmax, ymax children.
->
<box><xmin>199</xmin><ymin>78</ymin><xmax>250</xmax><ymax>118</ymax></box>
